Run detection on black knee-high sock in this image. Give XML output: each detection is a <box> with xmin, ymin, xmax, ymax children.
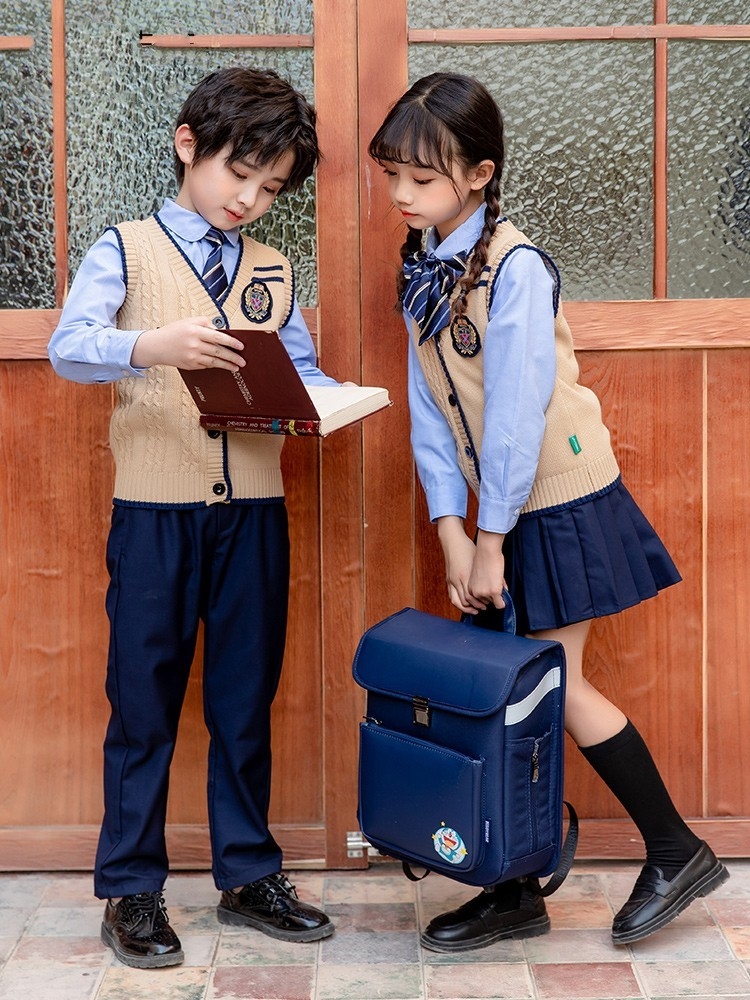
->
<box><xmin>488</xmin><ymin>879</ymin><xmax>522</xmax><ymax>910</ymax></box>
<box><xmin>579</xmin><ymin>720</ymin><xmax>702</xmax><ymax>878</ymax></box>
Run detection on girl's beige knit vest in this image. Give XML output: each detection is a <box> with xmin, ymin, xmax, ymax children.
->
<box><xmin>111</xmin><ymin>216</ymin><xmax>294</xmax><ymax>505</ymax></box>
<box><xmin>412</xmin><ymin>220</ymin><xmax>620</xmax><ymax>517</ymax></box>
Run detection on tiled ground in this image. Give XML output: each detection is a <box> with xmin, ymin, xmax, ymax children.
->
<box><xmin>0</xmin><ymin>859</ymin><xmax>748</xmax><ymax>1000</ymax></box>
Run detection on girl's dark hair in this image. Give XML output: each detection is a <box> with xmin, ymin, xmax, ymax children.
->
<box><xmin>369</xmin><ymin>73</ymin><xmax>505</xmax><ymax>318</ymax></box>
<box><xmin>175</xmin><ymin>66</ymin><xmax>319</xmax><ymax>192</ymax></box>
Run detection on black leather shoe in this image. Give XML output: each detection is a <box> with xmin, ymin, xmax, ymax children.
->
<box><xmin>101</xmin><ymin>891</ymin><xmax>184</xmax><ymax>968</ymax></box>
<box><xmin>420</xmin><ymin>882</ymin><xmax>550</xmax><ymax>953</ymax></box>
<box><xmin>217</xmin><ymin>873</ymin><xmax>334</xmax><ymax>942</ymax></box>
<box><xmin>612</xmin><ymin>841</ymin><xmax>729</xmax><ymax>944</ymax></box>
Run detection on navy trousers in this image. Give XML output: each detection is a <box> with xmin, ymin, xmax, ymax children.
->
<box><xmin>94</xmin><ymin>502</ymin><xmax>290</xmax><ymax>899</ymax></box>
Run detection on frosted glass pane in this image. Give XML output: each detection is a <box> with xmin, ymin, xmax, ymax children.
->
<box><xmin>667</xmin><ymin>42</ymin><xmax>750</xmax><ymax>298</ymax></box>
<box><xmin>408</xmin><ymin>2</ymin><xmax>654</xmax><ymax>29</ymax></box>
<box><xmin>408</xmin><ymin>44</ymin><xmax>654</xmax><ymax>300</ymax></box>
<box><xmin>669</xmin><ymin>3</ymin><xmax>750</xmax><ymax>22</ymax></box>
<box><xmin>65</xmin><ymin>0</ymin><xmax>317</xmax><ymax>305</ymax></box>
<box><xmin>0</xmin><ymin>2</ymin><xmax>55</xmax><ymax>309</ymax></box>
<box><xmin>139</xmin><ymin>0</ymin><xmax>312</xmax><ymax>34</ymax></box>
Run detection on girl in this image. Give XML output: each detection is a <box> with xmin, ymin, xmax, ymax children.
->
<box><xmin>369</xmin><ymin>72</ymin><xmax>728</xmax><ymax>953</ymax></box>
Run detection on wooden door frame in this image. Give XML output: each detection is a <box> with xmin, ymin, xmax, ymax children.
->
<box><xmin>315</xmin><ymin>0</ymin><xmax>369</xmax><ymax>870</ymax></box>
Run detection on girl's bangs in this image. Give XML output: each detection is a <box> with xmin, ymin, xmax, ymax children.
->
<box><xmin>370</xmin><ymin>105</ymin><xmax>454</xmax><ymax>175</ymax></box>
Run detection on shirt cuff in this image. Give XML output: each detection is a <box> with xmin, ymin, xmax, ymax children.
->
<box><xmin>107</xmin><ymin>328</ymin><xmax>148</xmax><ymax>377</ymax></box>
<box><xmin>423</xmin><ymin>483</ymin><xmax>468</xmax><ymax>523</ymax></box>
<box><xmin>476</xmin><ymin>496</ymin><xmax>525</xmax><ymax>535</ymax></box>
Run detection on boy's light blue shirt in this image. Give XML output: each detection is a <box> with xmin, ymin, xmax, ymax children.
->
<box><xmin>406</xmin><ymin>205</ymin><xmax>557</xmax><ymax>535</ymax></box>
<box><xmin>48</xmin><ymin>198</ymin><xmax>337</xmax><ymax>387</ymax></box>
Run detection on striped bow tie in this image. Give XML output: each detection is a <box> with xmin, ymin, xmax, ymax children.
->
<box><xmin>402</xmin><ymin>250</ymin><xmax>468</xmax><ymax>344</ymax></box>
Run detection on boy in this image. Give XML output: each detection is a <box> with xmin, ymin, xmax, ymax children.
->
<box><xmin>49</xmin><ymin>66</ymin><xmax>337</xmax><ymax>969</ymax></box>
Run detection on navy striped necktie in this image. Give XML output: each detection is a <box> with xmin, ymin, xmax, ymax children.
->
<box><xmin>402</xmin><ymin>250</ymin><xmax>468</xmax><ymax>344</ymax></box>
<box><xmin>202</xmin><ymin>227</ymin><xmax>228</xmax><ymax>300</ymax></box>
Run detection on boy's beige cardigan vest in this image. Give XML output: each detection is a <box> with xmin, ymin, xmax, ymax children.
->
<box><xmin>111</xmin><ymin>216</ymin><xmax>293</xmax><ymax>506</ymax></box>
<box><xmin>411</xmin><ymin>220</ymin><xmax>620</xmax><ymax>517</ymax></box>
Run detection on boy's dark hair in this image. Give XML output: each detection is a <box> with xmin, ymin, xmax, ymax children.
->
<box><xmin>369</xmin><ymin>73</ymin><xmax>505</xmax><ymax>319</ymax></box>
<box><xmin>174</xmin><ymin>66</ymin><xmax>319</xmax><ymax>192</ymax></box>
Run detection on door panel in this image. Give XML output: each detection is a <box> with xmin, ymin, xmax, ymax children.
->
<box><xmin>0</xmin><ymin>364</ymin><xmax>112</xmax><ymax>831</ymax></box>
<box><xmin>706</xmin><ymin>350</ymin><xmax>750</xmax><ymax>818</ymax></box>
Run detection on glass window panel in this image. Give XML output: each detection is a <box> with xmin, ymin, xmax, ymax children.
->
<box><xmin>667</xmin><ymin>42</ymin><xmax>750</xmax><ymax>298</ymax></box>
<box><xmin>139</xmin><ymin>0</ymin><xmax>312</xmax><ymax>34</ymax></box>
<box><xmin>65</xmin><ymin>0</ymin><xmax>317</xmax><ymax>305</ymax></box>
<box><xmin>407</xmin><ymin>43</ymin><xmax>654</xmax><ymax>300</ymax></box>
<box><xmin>0</xmin><ymin>1</ymin><xmax>55</xmax><ymax>309</ymax></box>
<box><xmin>668</xmin><ymin>3</ymin><xmax>750</xmax><ymax>23</ymax></box>
<box><xmin>408</xmin><ymin>2</ymin><xmax>654</xmax><ymax>30</ymax></box>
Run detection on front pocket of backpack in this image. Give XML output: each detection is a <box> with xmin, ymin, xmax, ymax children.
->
<box><xmin>358</xmin><ymin>723</ymin><xmax>484</xmax><ymax>873</ymax></box>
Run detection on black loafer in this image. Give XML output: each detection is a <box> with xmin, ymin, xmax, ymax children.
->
<box><xmin>420</xmin><ymin>882</ymin><xmax>550</xmax><ymax>953</ymax></box>
<box><xmin>612</xmin><ymin>841</ymin><xmax>729</xmax><ymax>944</ymax></box>
<box><xmin>101</xmin><ymin>891</ymin><xmax>184</xmax><ymax>968</ymax></box>
<box><xmin>217</xmin><ymin>873</ymin><xmax>334</xmax><ymax>942</ymax></box>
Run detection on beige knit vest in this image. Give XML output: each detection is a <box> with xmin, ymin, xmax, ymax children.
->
<box><xmin>412</xmin><ymin>220</ymin><xmax>620</xmax><ymax>516</ymax></box>
<box><xmin>111</xmin><ymin>216</ymin><xmax>294</xmax><ymax>505</ymax></box>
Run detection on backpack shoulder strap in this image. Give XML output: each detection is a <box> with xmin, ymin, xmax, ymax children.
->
<box><xmin>527</xmin><ymin>801</ymin><xmax>579</xmax><ymax>897</ymax></box>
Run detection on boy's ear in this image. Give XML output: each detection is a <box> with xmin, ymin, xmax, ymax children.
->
<box><xmin>468</xmin><ymin>159</ymin><xmax>495</xmax><ymax>191</ymax></box>
<box><xmin>174</xmin><ymin>124</ymin><xmax>196</xmax><ymax>166</ymax></box>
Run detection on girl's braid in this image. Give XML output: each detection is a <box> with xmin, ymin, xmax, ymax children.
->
<box><xmin>452</xmin><ymin>175</ymin><xmax>501</xmax><ymax>321</ymax></box>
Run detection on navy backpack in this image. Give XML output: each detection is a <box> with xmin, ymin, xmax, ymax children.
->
<box><xmin>353</xmin><ymin>596</ymin><xmax>577</xmax><ymax>892</ymax></box>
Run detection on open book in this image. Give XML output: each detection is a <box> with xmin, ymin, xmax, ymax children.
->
<box><xmin>178</xmin><ymin>329</ymin><xmax>391</xmax><ymax>437</ymax></box>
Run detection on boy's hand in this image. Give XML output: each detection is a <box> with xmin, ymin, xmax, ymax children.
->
<box><xmin>131</xmin><ymin>317</ymin><xmax>246</xmax><ymax>371</ymax></box>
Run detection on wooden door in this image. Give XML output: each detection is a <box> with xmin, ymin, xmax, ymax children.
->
<box><xmin>358</xmin><ymin>1</ymin><xmax>750</xmax><ymax>858</ymax></box>
<box><xmin>0</xmin><ymin>0</ymin><xmax>368</xmax><ymax>872</ymax></box>
<box><xmin>2</xmin><ymin>1</ymin><xmax>749</xmax><ymax>874</ymax></box>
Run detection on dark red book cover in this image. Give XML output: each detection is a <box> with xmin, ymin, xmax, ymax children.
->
<box><xmin>178</xmin><ymin>329</ymin><xmax>320</xmax><ymax>422</ymax></box>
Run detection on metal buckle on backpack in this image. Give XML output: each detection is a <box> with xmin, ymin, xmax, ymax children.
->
<box><xmin>412</xmin><ymin>695</ymin><xmax>430</xmax><ymax>727</ymax></box>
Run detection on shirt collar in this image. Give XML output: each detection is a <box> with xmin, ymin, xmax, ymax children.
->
<box><xmin>156</xmin><ymin>198</ymin><xmax>241</xmax><ymax>248</ymax></box>
<box><xmin>426</xmin><ymin>204</ymin><xmax>487</xmax><ymax>260</ymax></box>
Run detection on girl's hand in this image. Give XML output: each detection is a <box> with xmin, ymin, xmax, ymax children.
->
<box><xmin>468</xmin><ymin>528</ymin><xmax>507</xmax><ymax>610</ymax></box>
<box><xmin>436</xmin><ymin>516</ymin><xmax>486</xmax><ymax>614</ymax></box>
<box><xmin>131</xmin><ymin>318</ymin><xmax>246</xmax><ymax>371</ymax></box>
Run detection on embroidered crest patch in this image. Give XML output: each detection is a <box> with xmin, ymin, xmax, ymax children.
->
<box><xmin>432</xmin><ymin>823</ymin><xmax>469</xmax><ymax>865</ymax></box>
<box><xmin>241</xmin><ymin>280</ymin><xmax>273</xmax><ymax>323</ymax></box>
<box><xmin>450</xmin><ymin>316</ymin><xmax>481</xmax><ymax>357</ymax></box>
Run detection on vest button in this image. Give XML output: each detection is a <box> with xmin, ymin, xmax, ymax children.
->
<box><xmin>207</xmin><ymin>429</ymin><xmax>221</xmax><ymax>439</ymax></box>
<box><xmin>212</xmin><ymin>316</ymin><xmax>226</xmax><ymax>329</ymax></box>
<box><xmin>464</xmin><ymin>445</ymin><xmax>474</xmax><ymax>458</ymax></box>
<box><xmin>212</xmin><ymin>482</ymin><xmax>226</xmax><ymax>496</ymax></box>
<box><xmin>448</xmin><ymin>393</ymin><xmax>457</xmax><ymax>407</ymax></box>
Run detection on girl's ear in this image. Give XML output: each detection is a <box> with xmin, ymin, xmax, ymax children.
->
<box><xmin>174</xmin><ymin>124</ymin><xmax>196</xmax><ymax>167</ymax></box>
<box><xmin>467</xmin><ymin>159</ymin><xmax>496</xmax><ymax>191</ymax></box>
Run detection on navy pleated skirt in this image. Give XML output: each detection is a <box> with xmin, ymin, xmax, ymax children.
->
<box><xmin>502</xmin><ymin>476</ymin><xmax>681</xmax><ymax>635</ymax></box>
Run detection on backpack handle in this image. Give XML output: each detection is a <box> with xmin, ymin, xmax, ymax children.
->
<box><xmin>462</xmin><ymin>588</ymin><xmax>517</xmax><ymax>636</ymax></box>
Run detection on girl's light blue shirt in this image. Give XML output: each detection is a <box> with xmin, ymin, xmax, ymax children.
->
<box><xmin>406</xmin><ymin>206</ymin><xmax>556</xmax><ymax>535</ymax></box>
<box><xmin>48</xmin><ymin>198</ymin><xmax>337</xmax><ymax>387</ymax></box>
